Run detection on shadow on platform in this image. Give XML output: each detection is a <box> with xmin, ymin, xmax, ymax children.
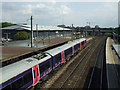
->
<box><xmin>82</xmin><ymin>64</ymin><xmax>120</xmax><ymax>89</ymax></box>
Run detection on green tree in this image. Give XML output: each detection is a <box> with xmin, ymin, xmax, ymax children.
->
<box><xmin>115</xmin><ymin>27</ymin><xmax>120</xmax><ymax>35</ymax></box>
<box><xmin>14</xmin><ymin>31</ymin><xmax>31</xmax><ymax>40</ymax></box>
<box><xmin>0</xmin><ymin>22</ymin><xmax>14</xmax><ymax>28</ymax></box>
<box><xmin>0</xmin><ymin>23</ymin><xmax>2</xmax><ymax>28</ymax></box>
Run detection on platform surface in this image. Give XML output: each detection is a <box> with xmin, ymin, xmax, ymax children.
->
<box><xmin>1</xmin><ymin>37</ymin><xmax>71</xmax><ymax>62</ymax></box>
<box><xmin>106</xmin><ymin>37</ymin><xmax>120</xmax><ymax>88</ymax></box>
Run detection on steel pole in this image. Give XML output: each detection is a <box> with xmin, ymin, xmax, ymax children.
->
<box><xmin>31</xmin><ymin>16</ymin><xmax>33</xmax><ymax>48</ymax></box>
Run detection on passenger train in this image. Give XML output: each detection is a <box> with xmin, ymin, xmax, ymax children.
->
<box><xmin>0</xmin><ymin>38</ymin><xmax>86</xmax><ymax>89</ymax></box>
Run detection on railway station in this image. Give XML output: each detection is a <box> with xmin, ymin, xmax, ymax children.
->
<box><xmin>1</xmin><ymin>35</ymin><xmax>120</xmax><ymax>89</ymax></box>
<box><xmin>1</xmin><ymin>24</ymin><xmax>120</xmax><ymax>89</ymax></box>
<box><xmin>1</xmin><ymin>23</ymin><xmax>120</xmax><ymax>89</ymax></box>
<box><xmin>1</xmin><ymin>1</ymin><xmax>120</xmax><ymax>89</ymax></box>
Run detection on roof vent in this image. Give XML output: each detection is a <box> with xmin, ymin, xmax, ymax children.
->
<box><xmin>33</xmin><ymin>53</ymin><xmax>47</xmax><ymax>60</ymax></box>
<box><xmin>26</xmin><ymin>59</ymin><xmax>33</xmax><ymax>63</ymax></box>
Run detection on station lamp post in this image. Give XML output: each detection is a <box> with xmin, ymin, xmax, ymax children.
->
<box><xmin>36</xmin><ymin>24</ymin><xmax>38</xmax><ymax>38</ymax></box>
<box><xmin>31</xmin><ymin>16</ymin><xmax>33</xmax><ymax>48</ymax></box>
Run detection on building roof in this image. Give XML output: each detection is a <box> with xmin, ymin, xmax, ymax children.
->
<box><xmin>23</xmin><ymin>25</ymin><xmax>71</xmax><ymax>31</ymax></box>
<box><xmin>1</xmin><ymin>24</ymin><xmax>71</xmax><ymax>31</ymax></box>
<box><xmin>1</xmin><ymin>25</ymin><xmax>29</xmax><ymax>30</ymax></box>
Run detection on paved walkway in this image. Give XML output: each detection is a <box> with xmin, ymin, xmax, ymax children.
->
<box><xmin>106</xmin><ymin>37</ymin><xmax>120</xmax><ymax>88</ymax></box>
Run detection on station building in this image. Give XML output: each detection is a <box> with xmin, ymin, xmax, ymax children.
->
<box><xmin>1</xmin><ymin>24</ymin><xmax>71</xmax><ymax>40</ymax></box>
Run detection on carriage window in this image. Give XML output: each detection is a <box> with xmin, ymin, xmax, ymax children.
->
<box><xmin>55</xmin><ymin>54</ymin><xmax>61</xmax><ymax>63</ymax></box>
<box><xmin>11</xmin><ymin>77</ymin><xmax>24</xmax><ymax>89</ymax></box>
<box><xmin>65</xmin><ymin>48</ymin><xmax>72</xmax><ymax>57</ymax></box>
<box><xmin>39</xmin><ymin>61</ymin><xmax>50</xmax><ymax>74</ymax></box>
<box><xmin>81</xmin><ymin>41</ymin><xmax>84</xmax><ymax>46</ymax></box>
<box><xmin>78</xmin><ymin>44</ymin><xmax>80</xmax><ymax>48</ymax></box>
<box><xmin>2</xmin><ymin>84</ymin><xmax>12</xmax><ymax>90</ymax></box>
<box><xmin>3</xmin><ymin>71</ymin><xmax>32</xmax><ymax>89</ymax></box>
<box><xmin>74</xmin><ymin>44</ymin><xmax>80</xmax><ymax>51</ymax></box>
<box><xmin>23</xmin><ymin>71</ymin><xmax>32</xmax><ymax>85</ymax></box>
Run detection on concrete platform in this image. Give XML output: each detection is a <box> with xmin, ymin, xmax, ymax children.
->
<box><xmin>106</xmin><ymin>37</ymin><xmax>120</xmax><ymax>88</ymax></box>
<box><xmin>1</xmin><ymin>37</ymin><xmax>71</xmax><ymax>62</ymax></box>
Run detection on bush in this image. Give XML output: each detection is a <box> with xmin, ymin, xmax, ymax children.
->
<box><xmin>14</xmin><ymin>31</ymin><xmax>31</xmax><ymax>40</ymax></box>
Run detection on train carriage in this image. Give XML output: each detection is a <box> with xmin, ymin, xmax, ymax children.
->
<box><xmin>0</xmin><ymin>38</ymin><xmax>86</xmax><ymax>89</ymax></box>
<box><xmin>46</xmin><ymin>38</ymin><xmax>86</xmax><ymax>66</ymax></box>
<box><xmin>0</xmin><ymin>53</ymin><xmax>52</xmax><ymax>89</ymax></box>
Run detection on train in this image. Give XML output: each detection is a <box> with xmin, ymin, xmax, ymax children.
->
<box><xmin>0</xmin><ymin>38</ymin><xmax>86</xmax><ymax>89</ymax></box>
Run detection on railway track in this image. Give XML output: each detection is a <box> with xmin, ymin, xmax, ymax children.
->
<box><xmin>71</xmin><ymin>37</ymin><xmax>106</xmax><ymax>89</ymax></box>
<box><xmin>49</xmin><ymin>37</ymin><xmax>106</xmax><ymax>89</ymax></box>
<box><xmin>87</xmin><ymin>40</ymin><xmax>106</xmax><ymax>89</ymax></box>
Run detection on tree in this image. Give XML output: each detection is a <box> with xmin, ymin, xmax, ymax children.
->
<box><xmin>0</xmin><ymin>23</ymin><xmax>2</xmax><ymax>28</ymax></box>
<box><xmin>14</xmin><ymin>31</ymin><xmax>31</xmax><ymax>40</ymax></box>
<box><xmin>0</xmin><ymin>22</ymin><xmax>14</xmax><ymax>28</ymax></box>
<box><xmin>114</xmin><ymin>27</ymin><xmax>120</xmax><ymax>35</ymax></box>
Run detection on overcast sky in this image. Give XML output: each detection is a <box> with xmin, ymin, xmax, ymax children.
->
<box><xmin>1</xmin><ymin>0</ymin><xmax>119</xmax><ymax>28</ymax></box>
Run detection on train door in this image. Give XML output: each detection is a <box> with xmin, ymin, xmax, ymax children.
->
<box><xmin>84</xmin><ymin>40</ymin><xmax>86</xmax><ymax>46</ymax></box>
<box><xmin>32</xmin><ymin>65</ymin><xmax>39</xmax><ymax>86</ymax></box>
<box><xmin>80</xmin><ymin>42</ymin><xmax>81</xmax><ymax>49</ymax></box>
<box><xmin>61</xmin><ymin>51</ymin><xmax>65</xmax><ymax>63</ymax></box>
<box><xmin>72</xmin><ymin>46</ymin><xmax>74</xmax><ymax>55</ymax></box>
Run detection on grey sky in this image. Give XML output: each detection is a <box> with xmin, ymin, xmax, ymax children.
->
<box><xmin>1</xmin><ymin>1</ymin><xmax>119</xmax><ymax>28</ymax></box>
<box><xmin>118</xmin><ymin>1</ymin><xmax>120</xmax><ymax>26</ymax></box>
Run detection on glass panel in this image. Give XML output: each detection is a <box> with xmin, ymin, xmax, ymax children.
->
<box><xmin>55</xmin><ymin>54</ymin><xmax>61</xmax><ymax>63</ymax></box>
<box><xmin>39</xmin><ymin>61</ymin><xmax>50</xmax><ymax>74</ymax></box>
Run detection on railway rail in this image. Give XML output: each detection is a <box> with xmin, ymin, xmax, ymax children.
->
<box><xmin>49</xmin><ymin>37</ymin><xmax>106</xmax><ymax>89</ymax></box>
<box><xmin>87</xmin><ymin>40</ymin><xmax>106</xmax><ymax>89</ymax></box>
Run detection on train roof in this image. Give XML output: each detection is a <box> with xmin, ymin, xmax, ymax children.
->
<box><xmin>46</xmin><ymin>38</ymin><xmax>86</xmax><ymax>56</ymax></box>
<box><xmin>0</xmin><ymin>53</ymin><xmax>51</xmax><ymax>84</ymax></box>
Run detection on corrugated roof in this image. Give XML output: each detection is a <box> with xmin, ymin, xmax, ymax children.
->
<box><xmin>23</xmin><ymin>25</ymin><xmax>71</xmax><ymax>31</ymax></box>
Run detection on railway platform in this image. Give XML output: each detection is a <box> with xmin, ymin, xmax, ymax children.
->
<box><xmin>106</xmin><ymin>37</ymin><xmax>120</xmax><ymax>89</ymax></box>
<box><xmin>2</xmin><ymin>37</ymin><xmax>70</xmax><ymax>61</ymax></box>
